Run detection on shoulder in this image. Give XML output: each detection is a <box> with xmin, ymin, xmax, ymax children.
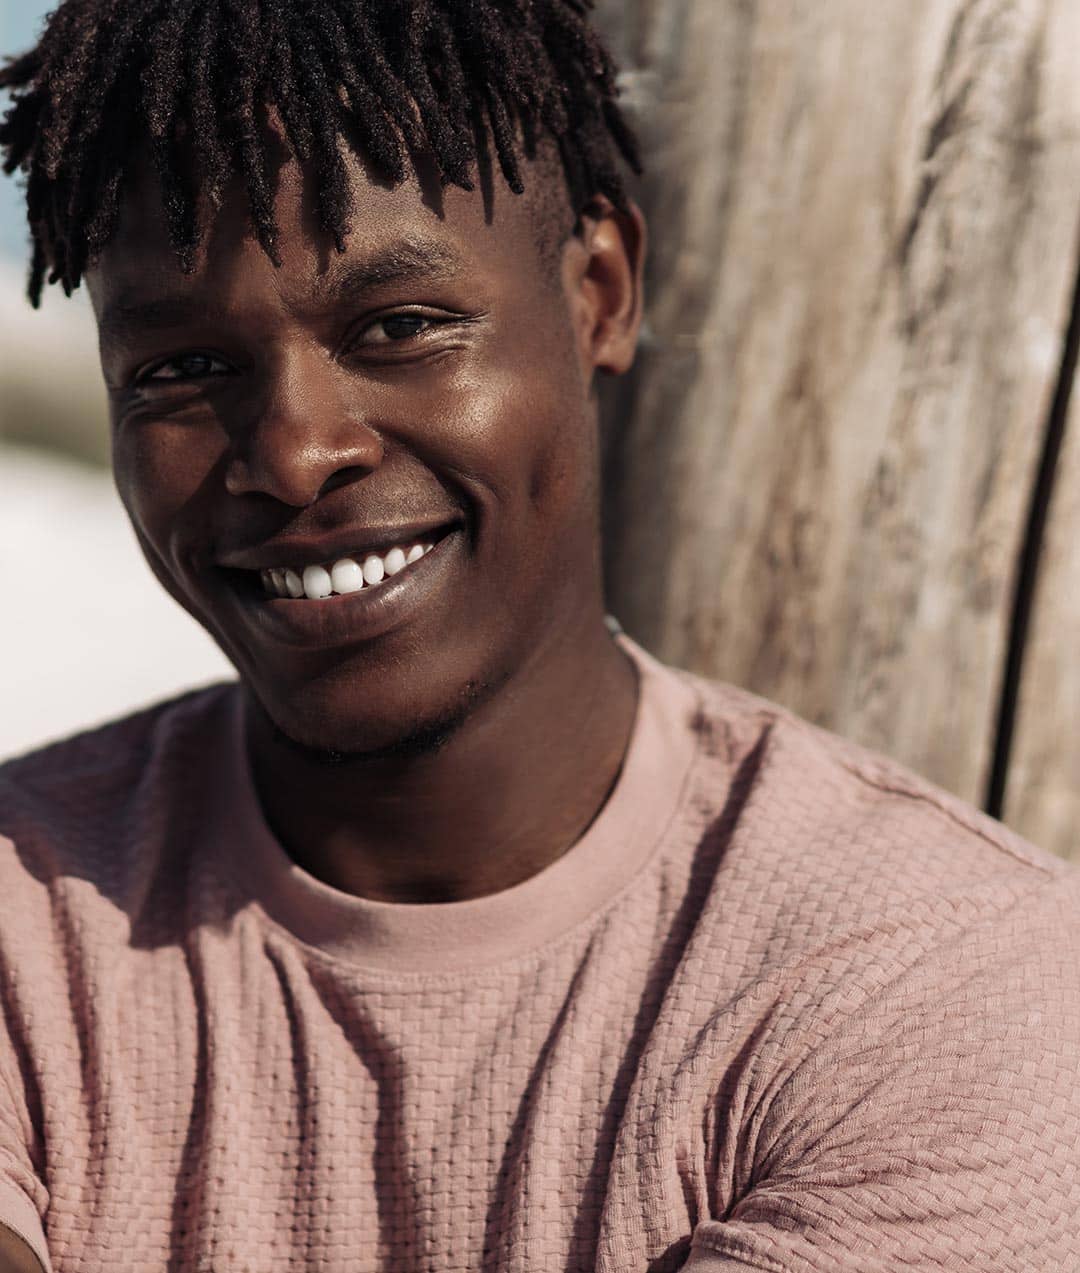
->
<box><xmin>661</xmin><ymin>662</ymin><xmax>1080</xmax><ymax>1110</ymax></box>
<box><xmin>651</xmin><ymin>654</ymin><xmax>1080</xmax><ymax>985</ymax></box>
<box><xmin>676</xmin><ymin>656</ymin><xmax>1071</xmax><ymax>876</ymax></box>
<box><xmin>0</xmin><ymin>682</ymin><xmax>241</xmax><ymax>884</ymax></box>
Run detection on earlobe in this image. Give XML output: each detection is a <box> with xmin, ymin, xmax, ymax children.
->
<box><xmin>576</xmin><ymin>197</ymin><xmax>647</xmax><ymax>378</ymax></box>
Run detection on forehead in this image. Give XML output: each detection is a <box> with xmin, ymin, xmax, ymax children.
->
<box><xmin>86</xmin><ymin>134</ymin><xmax>546</xmax><ymax>323</ymax></box>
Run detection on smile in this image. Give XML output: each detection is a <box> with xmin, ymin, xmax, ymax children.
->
<box><xmin>260</xmin><ymin>537</ymin><xmax>436</xmax><ymax>600</ymax></box>
<box><xmin>223</xmin><ymin>525</ymin><xmax>464</xmax><ymax>648</ymax></box>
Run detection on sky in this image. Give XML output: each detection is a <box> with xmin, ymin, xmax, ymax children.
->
<box><xmin>0</xmin><ymin>0</ymin><xmax>52</xmax><ymax>261</ymax></box>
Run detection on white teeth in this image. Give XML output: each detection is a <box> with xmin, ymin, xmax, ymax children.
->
<box><xmin>362</xmin><ymin>554</ymin><xmax>385</xmax><ymax>586</ymax></box>
<box><xmin>303</xmin><ymin>564</ymin><xmax>333</xmax><ymax>600</ymax></box>
<box><xmin>263</xmin><ymin>536</ymin><xmax>444</xmax><ymax>598</ymax></box>
<box><xmin>330</xmin><ymin>558</ymin><xmax>365</xmax><ymax>594</ymax></box>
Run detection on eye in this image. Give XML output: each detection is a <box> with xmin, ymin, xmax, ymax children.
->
<box><xmin>354</xmin><ymin>312</ymin><xmax>439</xmax><ymax>347</ymax></box>
<box><xmin>139</xmin><ymin>352</ymin><xmax>232</xmax><ymax>383</ymax></box>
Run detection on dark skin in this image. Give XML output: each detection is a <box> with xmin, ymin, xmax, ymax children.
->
<box><xmin>84</xmin><ymin>131</ymin><xmax>647</xmax><ymax>905</ymax></box>
<box><xmin>0</xmin><ymin>1224</ymin><xmax>44</xmax><ymax>1273</ymax></box>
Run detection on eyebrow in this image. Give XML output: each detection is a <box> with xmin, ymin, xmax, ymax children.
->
<box><xmin>320</xmin><ymin>237</ymin><xmax>465</xmax><ymax>302</ymax></box>
<box><xmin>98</xmin><ymin>235</ymin><xmax>468</xmax><ymax>340</ymax></box>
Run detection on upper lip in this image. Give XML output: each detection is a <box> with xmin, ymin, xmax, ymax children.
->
<box><xmin>217</xmin><ymin>518</ymin><xmax>463</xmax><ymax>571</ymax></box>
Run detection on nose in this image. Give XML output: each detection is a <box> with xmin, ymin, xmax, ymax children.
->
<box><xmin>223</xmin><ymin>345</ymin><xmax>385</xmax><ymax>506</ymax></box>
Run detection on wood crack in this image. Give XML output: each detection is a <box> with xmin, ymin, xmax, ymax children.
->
<box><xmin>984</xmin><ymin>204</ymin><xmax>1080</xmax><ymax>818</ymax></box>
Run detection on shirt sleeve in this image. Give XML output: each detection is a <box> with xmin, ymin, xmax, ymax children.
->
<box><xmin>0</xmin><ymin>1029</ymin><xmax>51</xmax><ymax>1272</ymax></box>
<box><xmin>682</xmin><ymin>869</ymin><xmax>1080</xmax><ymax>1272</ymax></box>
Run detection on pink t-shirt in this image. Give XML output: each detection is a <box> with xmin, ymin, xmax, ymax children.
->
<box><xmin>0</xmin><ymin>633</ymin><xmax>1077</xmax><ymax>1272</ymax></box>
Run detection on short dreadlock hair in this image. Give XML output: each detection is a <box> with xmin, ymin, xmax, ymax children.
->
<box><xmin>0</xmin><ymin>0</ymin><xmax>643</xmax><ymax>308</ymax></box>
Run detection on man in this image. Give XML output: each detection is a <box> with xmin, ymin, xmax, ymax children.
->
<box><xmin>0</xmin><ymin>2</ymin><xmax>1078</xmax><ymax>1270</ymax></box>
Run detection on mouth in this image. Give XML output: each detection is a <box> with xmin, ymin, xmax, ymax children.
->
<box><xmin>217</xmin><ymin>523</ymin><xmax>465</xmax><ymax>649</ymax></box>
<box><xmin>257</xmin><ymin>524</ymin><xmax>455</xmax><ymax>600</ymax></box>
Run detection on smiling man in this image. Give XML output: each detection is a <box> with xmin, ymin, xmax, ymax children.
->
<box><xmin>1</xmin><ymin>4</ymin><xmax>1080</xmax><ymax>1273</ymax></box>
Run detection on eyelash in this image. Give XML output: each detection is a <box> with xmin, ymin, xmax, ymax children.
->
<box><xmin>351</xmin><ymin>312</ymin><xmax>441</xmax><ymax>348</ymax></box>
<box><xmin>136</xmin><ymin>311</ymin><xmax>448</xmax><ymax>385</ymax></box>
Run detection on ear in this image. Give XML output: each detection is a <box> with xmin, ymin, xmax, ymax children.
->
<box><xmin>564</xmin><ymin>195</ymin><xmax>647</xmax><ymax>380</ymax></box>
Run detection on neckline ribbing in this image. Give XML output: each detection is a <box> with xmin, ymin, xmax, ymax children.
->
<box><xmin>214</xmin><ymin>634</ymin><xmax>702</xmax><ymax>974</ymax></box>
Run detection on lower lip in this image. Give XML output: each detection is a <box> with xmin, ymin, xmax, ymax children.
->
<box><xmin>229</xmin><ymin>530</ymin><xmax>464</xmax><ymax>649</ymax></box>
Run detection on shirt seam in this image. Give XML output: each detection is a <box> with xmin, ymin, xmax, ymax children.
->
<box><xmin>693</xmin><ymin>1229</ymin><xmax>788</xmax><ymax>1271</ymax></box>
<box><xmin>763</xmin><ymin>707</ymin><xmax>1061</xmax><ymax>880</ymax></box>
<box><xmin>832</xmin><ymin>765</ymin><xmax>1057</xmax><ymax>878</ymax></box>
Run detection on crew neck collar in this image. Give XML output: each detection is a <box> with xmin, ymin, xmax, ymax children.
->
<box><xmin>214</xmin><ymin>633</ymin><xmax>702</xmax><ymax>975</ymax></box>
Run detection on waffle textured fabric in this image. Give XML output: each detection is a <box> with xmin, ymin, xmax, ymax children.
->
<box><xmin>0</xmin><ymin>632</ymin><xmax>1078</xmax><ymax>1273</ymax></box>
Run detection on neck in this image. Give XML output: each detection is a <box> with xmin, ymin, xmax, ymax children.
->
<box><xmin>243</xmin><ymin>612</ymin><xmax>639</xmax><ymax>903</ymax></box>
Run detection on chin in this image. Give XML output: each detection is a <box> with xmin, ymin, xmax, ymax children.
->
<box><xmin>248</xmin><ymin>660</ymin><xmax>504</xmax><ymax>765</ymax></box>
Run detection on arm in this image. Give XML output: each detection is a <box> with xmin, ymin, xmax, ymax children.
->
<box><xmin>679</xmin><ymin>871</ymin><xmax>1080</xmax><ymax>1272</ymax></box>
<box><xmin>0</xmin><ymin>1225</ymin><xmax>44</xmax><ymax>1273</ymax></box>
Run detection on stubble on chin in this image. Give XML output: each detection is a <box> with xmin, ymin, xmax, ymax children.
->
<box><xmin>260</xmin><ymin>671</ymin><xmax>503</xmax><ymax>768</ymax></box>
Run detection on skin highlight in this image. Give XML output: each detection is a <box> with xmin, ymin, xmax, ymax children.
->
<box><xmin>86</xmin><ymin>135</ymin><xmax>648</xmax><ymax>906</ymax></box>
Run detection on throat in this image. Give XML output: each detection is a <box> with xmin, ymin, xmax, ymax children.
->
<box><xmin>243</xmin><ymin>626</ymin><xmax>640</xmax><ymax>904</ymax></box>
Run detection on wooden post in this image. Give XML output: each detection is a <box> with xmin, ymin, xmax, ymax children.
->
<box><xmin>594</xmin><ymin>0</ymin><xmax>1080</xmax><ymax>861</ymax></box>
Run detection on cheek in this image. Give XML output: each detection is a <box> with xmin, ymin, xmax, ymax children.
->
<box><xmin>503</xmin><ymin>369</ymin><xmax>595</xmax><ymax>547</ymax></box>
<box><xmin>438</xmin><ymin>377</ymin><xmax>590</xmax><ymax>595</ymax></box>
<box><xmin>439</xmin><ymin>331</ymin><xmax>592</xmax><ymax>504</ymax></box>
<box><xmin>112</xmin><ymin>416</ymin><xmax>224</xmax><ymax>547</ymax></box>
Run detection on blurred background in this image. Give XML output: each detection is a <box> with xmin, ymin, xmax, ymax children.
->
<box><xmin>0</xmin><ymin>2</ymin><xmax>234</xmax><ymax>761</ymax></box>
<box><xmin>2</xmin><ymin>1</ymin><xmax>1079</xmax><ymax>861</ymax></box>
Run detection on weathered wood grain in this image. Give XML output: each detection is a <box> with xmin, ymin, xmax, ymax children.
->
<box><xmin>1005</xmin><ymin>0</ymin><xmax>1080</xmax><ymax>861</ymax></box>
<box><xmin>594</xmin><ymin>0</ymin><xmax>1080</xmax><ymax>855</ymax></box>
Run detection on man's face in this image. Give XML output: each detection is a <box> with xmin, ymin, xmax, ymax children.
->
<box><xmin>86</xmin><ymin>138</ymin><xmax>642</xmax><ymax>756</ymax></box>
